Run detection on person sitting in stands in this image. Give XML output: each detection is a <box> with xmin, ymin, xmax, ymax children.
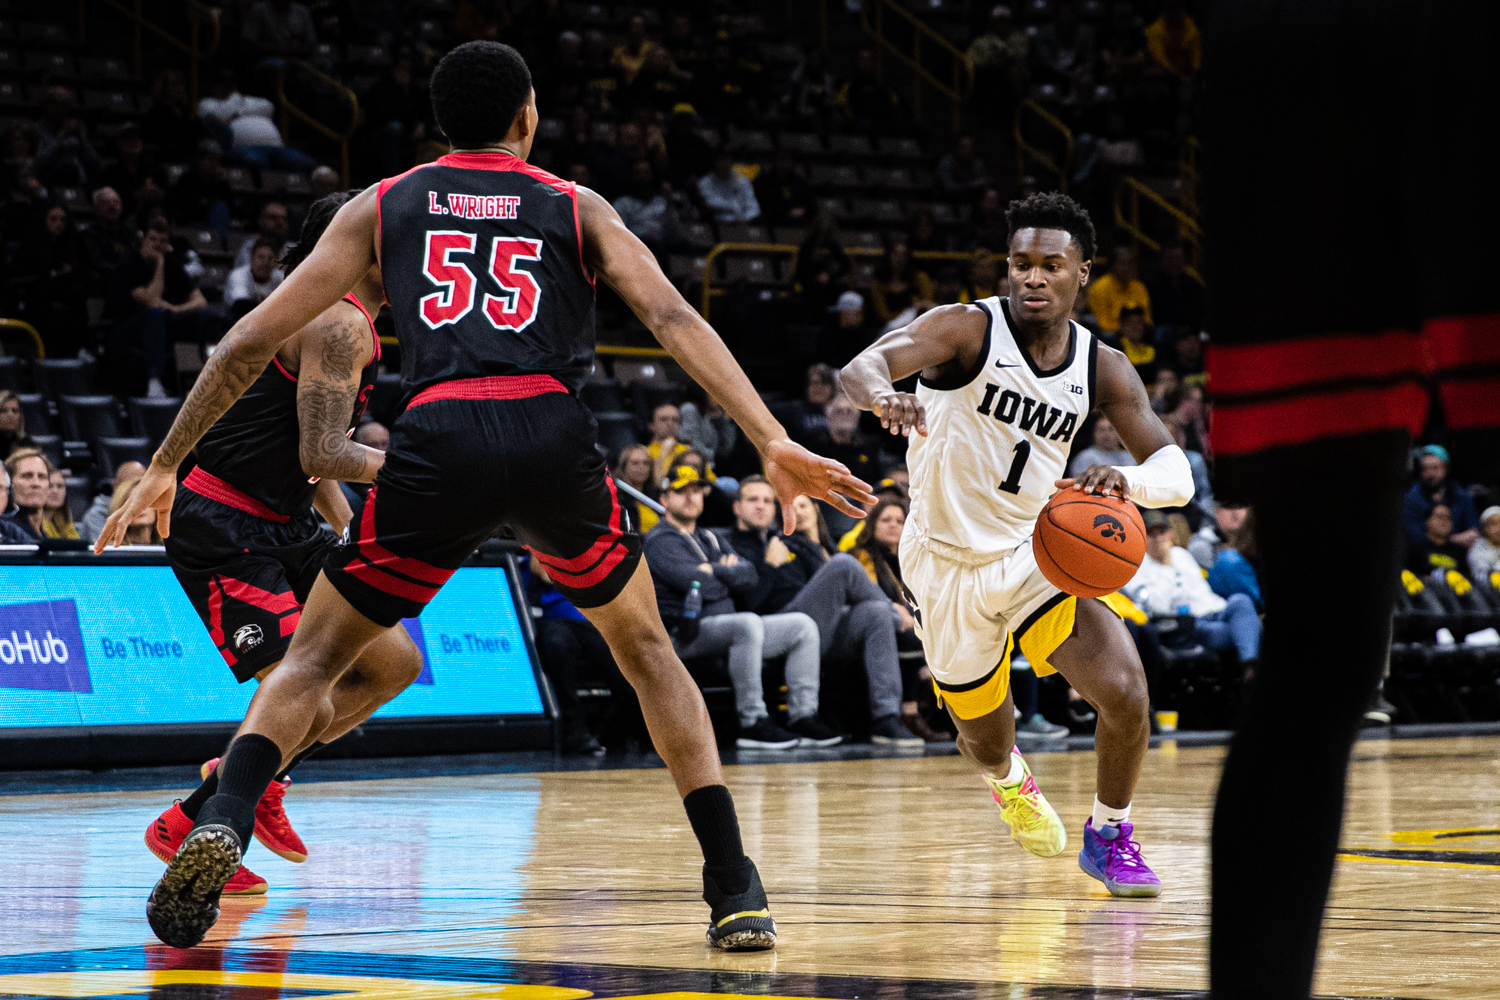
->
<box><xmin>1405</xmin><ymin>504</ymin><xmax>1471</xmax><ymax>582</ymax></box>
<box><xmin>42</xmin><ymin>469</ymin><xmax>79</xmax><ymax>540</ymax></box>
<box><xmin>614</xmin><ymin>443</ymin><xmax>659</xmax><ymax>533</ymax></box>
<box><xmin>1468</xmin><ymin>507</ymin><xmax>1500</xmax><ymax>589</ymax></box>
<box><xmin>80</xmin><ymin>461</ymin><xmax>146</xmax><ymax>543</ymax></box>
<box><xmin>1</xmin><ymin>449</ymin><xmax>53</xmax><ymax>540</ymax></box>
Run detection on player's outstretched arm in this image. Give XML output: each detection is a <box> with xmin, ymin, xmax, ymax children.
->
<box><xmin>1056</xmin><ymin>345</ymin><xmax>1193</xmax><ymax>507</ymax></box>
<box><xmin>840</xmin><ymin>303</ymin><xmax>988</xmax><ymax>437</ymax></box>
<box><xmin>94</xmin><ymin>189</ymin><xmax>380</xmax><ymax>552</ymax></box>
<box><xmin>576</xmin><ymin>186</ymin><xmax>876</xmax><ymax>527</ymax></box>
<box><xmin>296</xmin><ymin>302</ymin><xmax>386</xmax><ymax>484</ymax></box>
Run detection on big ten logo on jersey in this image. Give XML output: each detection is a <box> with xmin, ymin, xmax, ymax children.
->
<box><xmin>420</xmin><ymin>230</ymin><xmax>543</xmax><ymax>333</ymax></box>
<box><xmin>428</xmin><ymin>191</ymin><xmax>521</xmax><ymax>220</ymax></box>
<box><xmin>975</xmin><ymin>384</ymin><xmax>1080</xmax><ymax>443</ymax></box>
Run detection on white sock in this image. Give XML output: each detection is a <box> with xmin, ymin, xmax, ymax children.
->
<box><xmin>1092</xmin><ymin>796</ymin><xmax>1131</xmax><ymax>830</ymax></box>
<box><xmin>995</xmin><ymin>751</ymin><xmax>1025</xmax><ymax>787</ymax></box>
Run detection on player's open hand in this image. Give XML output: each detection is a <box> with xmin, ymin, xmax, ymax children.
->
<box><xmin>93</xmin><ymin>463</ymin><xmax>177</xmax><ymax>552</ymax></box>
<box><xmin>1055</xmin><ymin>464</ymin><xmax>1130</xmax><ymax>499</ymax></box>
<box><xmin>871</xmin><ymin>391</ymin><xmax>927</xmax><ymax>437</ymax></box>
<box><xmin>763</xmin><ymin>438</ymin><xmax>877</xmax><ymax>531</ymax></box>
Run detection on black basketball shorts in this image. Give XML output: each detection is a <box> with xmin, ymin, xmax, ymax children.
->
<box><xmin>166</xmin><ymin>468</ymin><xmax>338</xmax><ymax>682</ymax></box>
<box><xmin>322</xmin><ymin>375</ymin><xmax>643</xmax><ymax>627</ymax></box>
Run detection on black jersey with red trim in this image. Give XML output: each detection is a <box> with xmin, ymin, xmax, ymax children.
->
<box><xmin>375</xmin><ymin>150</ymin><xmax>596</xmax><ymax>398</ymax></box>
<box><xmin>193</xmin><ymin>293</ymin><xmax>380</xmax><ymax>519</ymax></box>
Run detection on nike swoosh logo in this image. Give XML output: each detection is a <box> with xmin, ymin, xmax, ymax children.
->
<box><xmin>995</xmin><ymin>362</ymin><xmax>1021</xmax><ymax>368</ymax></box>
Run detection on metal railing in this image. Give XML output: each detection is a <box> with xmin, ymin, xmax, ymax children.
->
<box><xmin>860</xmin><ymin>0</ymin><xmax>972</xmax><ymax>133</ymax></box>
<box><xmin>1113</xmin><ymin>177</ymin><xmax>1205</xmax><ymax>286</ymax></box>
<box><xmin>1013</xmin><ymin>99</ymin><xmax>1073</xmax><ymax>192</ymax></box>
<box><xmin>0</xmin><ymin>318</ymin><xmax>46</xmax><ymax>358</ymax></box>
<box><xmin>1178</xmin><ymin>136</ymin><xmax>1202</xmax><ymax>221</ymax></box>
<box><xmin>276</xmin><ymin>60</ymin><xmax>361</xmax><ymax>186</ymax></box>
<box><xmin>698</xmin><ymin>243</ymin><xmax>980</xmax><ymax>317</ymax></box>
<box><xmin>84</xmin><ymin>0</ymin><xmax>220</xmax><ymax>103</ymax></box>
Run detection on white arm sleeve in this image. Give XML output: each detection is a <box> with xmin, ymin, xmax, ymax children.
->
<box><xmin>1115</xmin><ymin>444</ymin><xmax>1195</xmax><ymax>509</ymax></box>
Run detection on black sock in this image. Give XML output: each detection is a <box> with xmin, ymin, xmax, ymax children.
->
<box><xmin>194</xmin><ymin>734</ymin><xmax>284</xmax><ymax>846</ymax></box>
<box><xmin>179</xmin><ymin>769</ymin><xmax>219</xmax><ymax>822</ymax></box>
<box><xmin>278</xmin><ymin>741</ymin><xmax>326</xmax><ymax>782</ymax></box>
<box><xmin>684</xmin><ymin>784</ymin><xmax>752</xmax><ymax>894</ymax></box>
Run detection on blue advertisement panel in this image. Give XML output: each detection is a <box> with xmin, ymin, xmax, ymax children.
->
<box><xmin>0</xmin><ymin>564</ymin><xmax>543</xmax><ymax>729</ymax></box>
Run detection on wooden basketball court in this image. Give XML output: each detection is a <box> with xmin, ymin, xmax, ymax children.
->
<box><xmin>2</xmin><ymin>736</ymin><xmax>1496</xmax><ymax>999</ymax></box>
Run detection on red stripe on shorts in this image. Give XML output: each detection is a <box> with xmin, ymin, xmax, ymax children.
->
<box><xmin>355</xmin><ymin>486</ymin><xmax>455</xmax><ymax>586</ymax></box>
<box><xmin>406</xmin><ymin>374</ymin><xmax>567</xmax><ymax>409</ymax></box>
<box><xmin>184</xmin><ymin>467</ymin><xmax>291</xmax><ymax>523</ymax></box>
<box><xmin>530</xmin><ymin>478</ymin><xmax>625</xmax><ymax>575</ymax></box>
<box><xmin>217</xmin><ymin>576</ymin><xmax>300</xmax><ymax>615</ymax></box>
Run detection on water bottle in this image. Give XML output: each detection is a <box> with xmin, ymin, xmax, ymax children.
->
<box><xmin>1177</xmin><ymin>604</ymin><xmax>1191</xmax><ymax>615</ymax></box>
<box><xmin>678</xmin><ymin>581</ymin><xmax>703</xmax><ymax>643</ymax></box>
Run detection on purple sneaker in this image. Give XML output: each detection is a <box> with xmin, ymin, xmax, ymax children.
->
<box><xmin>1078</xmin><ymin>819</ymin><xmax>1161</xmax><ymax>897</ymax></box>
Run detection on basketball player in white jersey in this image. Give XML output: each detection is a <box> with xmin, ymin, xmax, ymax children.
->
<box><xmin>841</xmin><ymin>193</ymin><xmax>1195</xmax><ymax>896</ymax></box>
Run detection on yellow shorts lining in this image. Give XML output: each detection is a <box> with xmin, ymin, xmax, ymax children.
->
<box><xmin>931</xmin><ymin>632</ymin><xmax>1013</xmax><ymax>720</ymax></box>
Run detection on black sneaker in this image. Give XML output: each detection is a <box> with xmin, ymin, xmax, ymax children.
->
<box><xmin>787</xmin><ymin>714</ymin><xmax>845</xmax><ymax>748</ymax></box>
<box><xmin>869</xmin><ymin>714</ymin><xmax>925</xmax><ymax>747</ymax></box>
<box><xmin>736</xmin><ymin>716</ymin><xmax>800</xmax><ymax>750</ymax></box>
<box><xmin>703</xmin><ymin>860</ymin><xmax>777</xmax><ymax>951</ymax></box>
<box><xmin>146</xmin><ymin>824</ymin><xmax>242</xmax><ymax>948</ymax></box>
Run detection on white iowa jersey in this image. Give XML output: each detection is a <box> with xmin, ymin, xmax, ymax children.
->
<box><xmin>906</xmin><ymin>296</ymin><xmax>1097</xmax><ymax>557</ymax></box>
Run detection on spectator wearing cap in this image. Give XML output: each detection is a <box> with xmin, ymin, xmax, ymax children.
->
<box><xmin>1405</xmin><ymin>504</ymin><xmax>1471</xmax><ymax>581</ymax></box>
<box><xmin>827</xmin><ymin>290</ymin><xmax>878</xmax><ymax>366</ymax></box>
<box><xmin>1468</xmin><ymin>507</ymin><xmax>1500</xmax><ymax>587</ymax></box>
<box><xmin>224</xmin><ymin>238</ymin><xmax>285</xmax><ymax>320</ymax></box>
<box><xmin>1402</xmin><ymin>445</ymin><xmax>1480</xmax><ymax>548</ymax></box>
<box><xmin>698</xmin><ymin>149</ymin><xmax>760</xmax><ymax>223</ymax></box>
<box><xmin>1087</xmin><ymin>245</ymin><xmax>1152</xmax><ymax>334</ymax></box>
<box><xmin>725</xmin><ymin>475</ymin><xmax>922</xmax><ymax>746</ymax></box>
<box><xmin>643</xmin><ymin>466</ymin><xmax>829</xmax><ymax>750</ymax></box>
<box><xmin>674</xmin><ymin>447</ymin><xmax>735</xmax><ymax>529</ymax></box>
<box><xmin>1123</xmin><ymin>509</ymin><xmax>1262</xmax><ymax>675</ymax></box>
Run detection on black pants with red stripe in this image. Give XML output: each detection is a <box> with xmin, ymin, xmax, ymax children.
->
<box><xmin>1203</xmin><ymin>3</ymin><xmax>1500</xmax><ymax>997</ymax></box>
<box><xmin>166</xmin><ymin>488</ymin><xmax>335</xmax><ymax>682</ymax></box>
<box><xmin>324</xmin><ymin>379</ymin><xmax>641</xmax><ymax>627</ymax></box>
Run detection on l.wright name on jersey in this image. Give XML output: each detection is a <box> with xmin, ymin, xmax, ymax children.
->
<box><xmin>428</xmin><ymin>191</ymin><xmax>522</xmax><ymax>220</ymax></box>
<box><xmin>974</xmin><ymin>383</ymin><xmax>1081</xmax><ymax>444</ymax></box>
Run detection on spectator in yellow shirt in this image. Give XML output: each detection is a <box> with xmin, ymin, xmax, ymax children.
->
<box><xmin>1146</xmin><ymin>0</ymin><xmax>1202</xmax><ymax>76</ymax></box>
<box><xmin>646</xmin><ymin>403</ymin><xmax>690</xmax><ymax>483</ymax></box>
<box><xmin>1087</xmin><ymin>244</ymin><xmax>1152</xmax><ymax>333</ymax></box>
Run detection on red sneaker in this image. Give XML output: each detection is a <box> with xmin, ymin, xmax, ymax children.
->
<box><xmin>201</xmin><ymin>757</ymin><xmax>308</xmax><ymax>863</ymax></box>
<box><xmin>144</xmin><ymin>802</ymin><xmax>269</xmax><ymax>895</ymax></box>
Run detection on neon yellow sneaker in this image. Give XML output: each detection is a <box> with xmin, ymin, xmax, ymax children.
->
<box><xmin>985</xmin><ymin>747</ymin><xmax>1067</xmax><ymax>857</ymax></box>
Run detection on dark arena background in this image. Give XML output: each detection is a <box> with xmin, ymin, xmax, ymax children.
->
<box><xmin>2</xmin><ymin>1</ymin><xmax>1498</xmax><ymax>998</ymax></box>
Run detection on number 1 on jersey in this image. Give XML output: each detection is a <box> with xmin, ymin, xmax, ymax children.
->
<box><xmin>998</xmin><ymin>439</ymin><xmax>1030</xmax><ymax>495</ymax></box>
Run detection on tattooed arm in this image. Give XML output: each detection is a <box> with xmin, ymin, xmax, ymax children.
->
<box><xmin>94</xmin><ymin>188</ymin><xmax>380</xmax><ymax>551</ymax></box>
<box><xmin>296</xmin><ymin>302</ymin><xmax>385</xmax><ymax>484</ymax></box>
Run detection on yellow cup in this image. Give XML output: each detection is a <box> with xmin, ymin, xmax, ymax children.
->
<box><xmin>1155</xmin><ymin>710</ymin><xmax>1179</xmax><ymax>733</ymax></box>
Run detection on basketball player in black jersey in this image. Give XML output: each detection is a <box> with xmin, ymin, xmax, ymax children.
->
<box><xmin>100</xmin><ymin>41</ymin><xmax>875</xmax><ymax>951</ymax></box>
<box><xmin>131</xmin><ymin>190</ymin><xmax>424</xmax><ymax>895</ymax></box>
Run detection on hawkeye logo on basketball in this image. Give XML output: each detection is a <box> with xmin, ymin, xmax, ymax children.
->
<box><xmin>975</xmin><ymin>384</ymin><xmax>1078</xmax><ymax>442</ymax></box>
<box><xmin>428</xmin><ymin>191</ymin><xmax>521</xmax><ymax>220</ymax></box>
<box><xmin>1094</xmin><ymin>514</ymin><xmax>1127</xmax><ymax>544</ymax></box>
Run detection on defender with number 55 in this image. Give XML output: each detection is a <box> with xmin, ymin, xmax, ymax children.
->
<box><xmin>841</xmin><ymin>192</ymin><xmax>1196</xmax><ymax>897</ymax></box>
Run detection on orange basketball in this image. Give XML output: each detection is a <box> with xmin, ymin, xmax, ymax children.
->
<box><xmin>1033</xmin><ymin>491</ymin><xmax>1146</xmax><ymax>598</ymax></box>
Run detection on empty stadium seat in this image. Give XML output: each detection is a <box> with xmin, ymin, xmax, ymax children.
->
<box><xmin>876</xmin><ymin>136</ymin><xmax>926</xmax><ymax>160</ymax></box>
<box><xmin>58</xmin><ymin>395</ymin><xmax>122</xmax><ymax>444</ymax></box>
<box><xmin>593</xmin><ymin>412</ymin><xmax>641</xmax><ymax>459</ymax></box>
<box><xmin>127</xmin><ymin>396</ymin><xmax>183</xmax><ymax>444</ymax></box>
<box><xmin>681</xmin><ymin>222</ymin><xmax>715</xmax><ymax>250</ymax></box>
<box><xmin>630</xmin><ymin>383</ymin><xmax>683</xmax><ymax>424</ymax></box>
<box><xmin>779</xmin><ymin>133</ymin><xmax>824</xmax><ymax>156</ymax></box>
<box><xmin>94</xmin><ymin>436</ymin><xmax>154</xmax><ymax>478</ymax></box>
<box><xmin>578</xmin><ymin>380</ymin><xmax>626</xmax><ymax>414</ymax></box>
<box><xmin>0</xmin><ymin>355</ymin><xmax>21</xmax><ymax>393</ymax></box>
<box><xmin>32</xmin><ymin>358</ymin><xmax>94</xmax><ymax>399</ymax></box>
<box><xmin>723</xmin><ymin>257</ymin><xmax>779</xmax><ymax>285</ymax></box>
<box><xmin>16</xmin><ymin>393</ymin><xmax>55</xmax><ymax>436</ymax></box>
<box><xmin>63</xmin><ymin>476</ymin><xmax>92</xmax><ymax>525</ymax></box>
<box><xmin>28</xmin><ymin>434</ymin><xmax>64</xmax><ymax>469</ymax></box>
<box><xmin>667</xmin><ymin>254</ymin><xmax>710</xmax><ymax>285</ymax></box>
<box><xmin>829</xmin><ymin>134</ymin><xmax>874</xmax><ymax>158</ymax></box>
<box><xmin>369</xmin><ymin>373</ymin><xmax>404</xmax><ymax>426</ymax></box>
<box><xmin>772</xmin><ymin>226</ymin><xmax>806</xmax><ymax>246</ymax></box>
<box><xmin>718</xmin><ymin>223</ymin><xmax>768</xmax><ymax>244</ymax></box>
<box><xmin>173</xmin><ymin>228</ymin><xmax>221</xmax><ymax>255</ymax></box>
<box><xmin>23</xmin><ymin>51</ymin><xmax>73</xmax><ymax>75</ymax></box>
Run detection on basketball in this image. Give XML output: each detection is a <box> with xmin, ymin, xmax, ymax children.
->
<box><xmin>1033</xmin><ymin>491</ymin><xmax>1147</xmax><ymax>598</ymax></box>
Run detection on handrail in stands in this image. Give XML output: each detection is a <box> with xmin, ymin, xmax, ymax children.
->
<box><xmin>698</xmin><ymin>243</ymin><xmax>981</xmax><ymax>318</ymax></box>
<box><xmin>1113</xmin><ymin>177</ymin><xmax>1205</xmax><ymax>287</ymax></box>
<box><xmin>1178</xmin><ymin>136</ymin><xmax>1202</xmax><ymax>221</ymax></box>
<box><xmin>860</xmin><ymin>0</ymin><xmax>972</xmax><ymax>133</ymax></box>
<box><xmin>86</xmin><ymin>0</ymin><xmax>221</xmax><ymax>104</ymax></box>
<box><xmin>1013</xmin><ymin>99</ymin><xmax>1073</xmax><ymax>192</ymax></box>
<box><xmin>276</xmin><ymin>60</ymin><xmax>361</xmax><ymax>187</ymax></box>
<box><xmin>0</xmin><ymin>318</ymin><xmax>46</xmax><ymax>358</ymax></box>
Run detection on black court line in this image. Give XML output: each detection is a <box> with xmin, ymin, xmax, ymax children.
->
<box><xmin>0</xmin><ymin>946</ymin><xmax>1437</xmax><ymax>1000</ymax></box>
